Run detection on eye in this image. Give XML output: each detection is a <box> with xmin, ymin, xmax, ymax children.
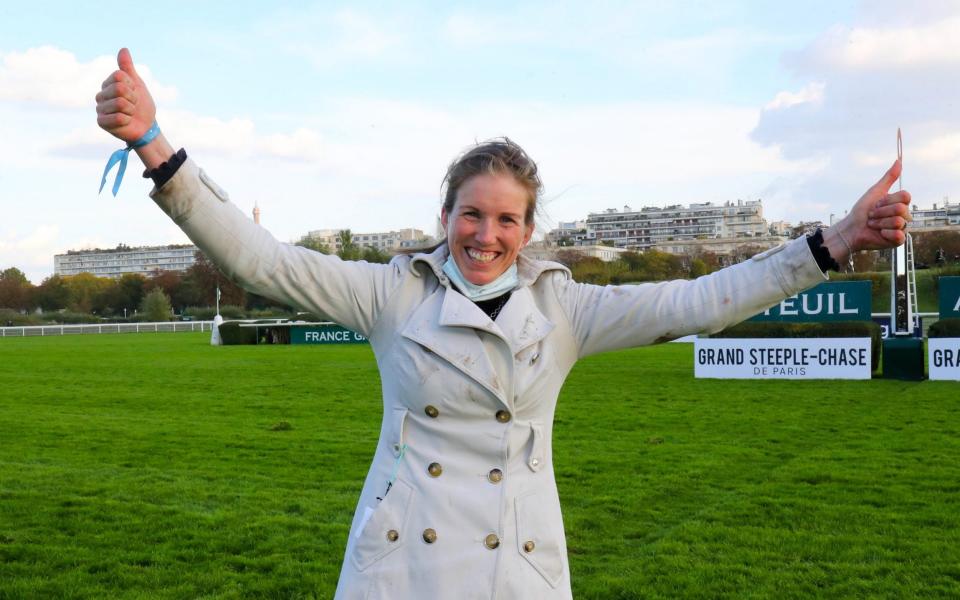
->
<box><xmin>462</xmin><ymin>210</ymin><xmax>480</xmax><ymax>220</ymax></box>
<box><xmin>499</xmin><ymin>215</ymin><xmax>519</xmax><ymax>225</ymax></box>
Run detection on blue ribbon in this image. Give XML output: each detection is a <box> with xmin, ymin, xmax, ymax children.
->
<box><xmin>99</xmin><ymin>121</ymin><xmax>161</xmax><ymax>197</ymax></box>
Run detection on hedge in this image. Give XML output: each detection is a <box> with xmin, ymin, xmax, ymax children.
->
<box><xmin>929</xmin><ymin>318</ymin><xmax>960</xmax><ymax>338</ymax></box>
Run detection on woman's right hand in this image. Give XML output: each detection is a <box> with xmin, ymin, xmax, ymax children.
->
<box><xmin>95</xmin><ymin>48</ymin><xmax>156</xmax><ymax>144</ymax></box>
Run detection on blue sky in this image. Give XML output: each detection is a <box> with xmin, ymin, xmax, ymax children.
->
<box><xmin>2</xmin><ymin>1</ymin><xmax>958</xmax><ymax>282</ymax></box>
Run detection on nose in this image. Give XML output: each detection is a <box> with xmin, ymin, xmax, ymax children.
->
<box><xmin>475</xmin><ymin>219</ymin><xmax>496</xmax><ymax>245</ymax></box>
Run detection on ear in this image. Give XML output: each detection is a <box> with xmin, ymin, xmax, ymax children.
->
<box><xmin>522</xmin><ymin>221</ymin><xmax>535</xmax><ymax>247</ymax></box>
<box><xmin>440</xmin><ymin>208</ymin><xmax>449</xmax><ymax>232</ymax></box>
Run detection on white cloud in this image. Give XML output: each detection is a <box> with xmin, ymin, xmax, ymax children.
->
<box><xmin>914</xmin><ymin>132</ymin><xmax>960</xmax><ymax>167</ymax></box>
<box><xmin>281</xmin><ymin>8</ymin><xmax>409</xmax><ymax>68</ymax></box>
<box><xmin>789</xmin><ymin>17</ymin><xmax>960</xmax><ymax>72</ymax></box>
<box><xmin>753</xmin><ymin>9</ymin><xmax>960</xmax><ymax>217</ymax></box>
<box><xmin>0</xmin><ymin>46</ymin><xmax>177</xmax><ymax>109</ymax></box>
<box><xmin>0</xmin><ymin>225</ymin><xmax>62</xmax><ymax>282</ymax></box>
<box><xmin>441</xmin><ymin>13</ymin><xmax>545</xmax><ymax>45</ymax></box>
<box><xmin>764</xmin><ymin>82</ymin><xmax>825</xmax><ymax>111</ymax></box>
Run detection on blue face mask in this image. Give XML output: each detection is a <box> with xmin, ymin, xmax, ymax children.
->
<box><xmin>442</xmin><ymin>255</ymin><xmax>519</xmax><ymax>302</ymax></box>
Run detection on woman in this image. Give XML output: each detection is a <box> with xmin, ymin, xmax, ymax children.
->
<box><xmin>96</xmin><ymin>49</ymin><xmax>911</xmax><ymax>599</ymax></box>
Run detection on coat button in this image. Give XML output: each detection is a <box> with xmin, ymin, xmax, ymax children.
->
<box><xmin>495</xmin><ymin>410</ymin><xmax>512</xmax><ymax>423</ymax></box>
<box><xmin>523</xmin><ymin>540</ymin><xmax>535</xmax><ymax>553</ymax></box>
<box><xmin>386</xmin><ymin>530</ymin><xmax>399</xmax><ymax>542</ymax></box>
<box><xmin>427</xmin><ymin>462</ymin><xmax>443</xmax><ymax>477</ymax></box>
<box><xmin>424</xmin><ymin>405</ymin><xmax>439</xmax><ymax>418</ymax></box>
<box><xmin>484</xmin><ymin>533</ymin><xmax>500</xmax><ymax>549</ymax></box>
<box><xmin>422</xmin><ymin>528</ymin><xmax>437</xmax><ymax>544</ymax></box>
<box><xmin>487</xmin><ymin>468</ymin><xmax>503</xmax><ymax>484</ymax></box>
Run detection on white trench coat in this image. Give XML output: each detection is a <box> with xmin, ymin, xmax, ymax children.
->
<box><xmin>151</xmin><ymin>159</ymin><xmax>827</xmax><ymax>599</ymax></box>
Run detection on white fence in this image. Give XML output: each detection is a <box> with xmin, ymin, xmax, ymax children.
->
<box><xmin>0</xmin><ymin>321</ymin><xmax>213</xmax><ymax>337</ymax></box>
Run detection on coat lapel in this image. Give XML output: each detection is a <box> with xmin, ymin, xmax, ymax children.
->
<box><xmin>401</xmin><ymin>287</ymin><xmax>509</xmax><ymax>407</ymax></box>
<box><xmin>493</xmin><ymin>286</ymin><xmax>555</xmax><ymax>355</ymax></box>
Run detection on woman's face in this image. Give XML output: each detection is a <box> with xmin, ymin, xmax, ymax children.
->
<box><xmin>441</xmin><ymin>172</ymin><xmax>534</xmax><ymax>286</ymax></box>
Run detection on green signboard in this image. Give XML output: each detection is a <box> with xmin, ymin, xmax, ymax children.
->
<box><xmin>290</xmin><ymin>324</ymin><xmax>368</xmax><ymax>345</ymax></box>
<box><xmin>749</xmin><ymin>281</ymin><xmax>871</xmax><ymax>323</ymax></box>
<box><xmin>939</xmin><ymin>277</ymin><xmax>960</xmax><ymax>319</ymax></box>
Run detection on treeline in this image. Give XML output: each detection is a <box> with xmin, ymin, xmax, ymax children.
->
<box><xmin>558</xmin><ymin>248</ymin><xmax>733</xmax><ymax>284</ymax></box>
<box><xmin>0</xmin><ymin>237</ymin><xmax>394</xmax><ymax>325</ymax></box>
<box><xmin>0</xmin><ymin>252</ymin><xmax>266</xmax><ymax>324</ymax></box>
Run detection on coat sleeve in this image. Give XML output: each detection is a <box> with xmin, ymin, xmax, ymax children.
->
<box><xmin>149</xmin><ymin>158</ymin><xmax>405</xmax><ymax>337</ymax></box>
<box><xmin>551</xmin><ymin>236</ymin><xmax>829</xmax><ymax>358</ymax></box>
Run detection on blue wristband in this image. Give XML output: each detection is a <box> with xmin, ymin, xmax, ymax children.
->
<box><xmin>99</xmin><ymin>121</ymin><xmax>161</xmax><ymax>197</ymax></box>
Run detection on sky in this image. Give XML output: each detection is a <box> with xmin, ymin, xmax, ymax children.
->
<box><xmin>1</xmin><ymin>0</ymin><xmax>958</xmax><ymax>283</ymax></box>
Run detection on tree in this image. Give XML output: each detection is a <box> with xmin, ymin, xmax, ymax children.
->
<box><xmin>0</xmin><ymin>267</ymin><xmax>33</xmax><ymax>310</ymax></box>
<box><xmin>361</xmin><ymin>247</ymin><xmax>391</xmax><ymax>264</ymax></box>
<box><xmin>294</xmin><ymin>234</ymin><xmax>331</xmax><ymax>254</ymax></box>
<box><xmin>63</xmin><ymin>272</ymin><xmax>112</xmax><ymax>314</ymax></box>
<box><xmin>34</xmin><ymin>275</ymin><xmax>70</xmax><ymax>311</ymax></box>
<box><xmin>181</xmin><ymin>251</ymin><xmax>245</xmax><ymax>308</ymax></box>
<box><xmin>140</xmin><ymin>288</ymin><xmax>173</xmax><ymax>321</ymax></box>
<box><xmin>337</xmin><ymin>229</ymin><xmax>361</xmax><ymax>260</ymax></box>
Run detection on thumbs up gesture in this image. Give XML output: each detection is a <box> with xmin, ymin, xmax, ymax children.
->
<box><xmin>95</xmin><ymin>48</ymin><xmax>156</xmax><ymax>143</ymax></box>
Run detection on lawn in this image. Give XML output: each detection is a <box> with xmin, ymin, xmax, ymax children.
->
<box><xmin>1</xmin><ymin>333</ymin><xmax>958</xmax><ymax>599</ymax></box>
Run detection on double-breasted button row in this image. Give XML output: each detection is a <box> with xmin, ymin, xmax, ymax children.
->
<box><xmin>495</xmin><ymin>409</ymin><xmax>511</xmax><ymax>423</ymax></box>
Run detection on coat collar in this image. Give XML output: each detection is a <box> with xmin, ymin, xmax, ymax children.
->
<box><xmin>409</xmin><ymin>243</ymin><xmax>565</xmax><ymax>355</ymax></box>
<box><xmin>401</xmin><ymin>245</ymin><xmax>565</xmax><ymax>407</ymax></box>
<box><xmin>409</xmin><ymin>243</ymin><xmax>571</xmax><ymax>290</ymax></box>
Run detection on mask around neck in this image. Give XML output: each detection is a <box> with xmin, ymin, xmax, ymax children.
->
<box><xmin>442</xmin><ymin>254</ymin><xmax>518</xmax><ymax>302</ymax></box>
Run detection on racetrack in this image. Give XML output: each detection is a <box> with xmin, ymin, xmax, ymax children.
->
<box><xmin>1</xmin><ymin>333</ymin><xmax>957</xmax><ymax>599</ymax></box>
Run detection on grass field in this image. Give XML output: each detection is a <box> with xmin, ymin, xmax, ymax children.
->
<box><xmin>1</xmin><ymin>333</ymin><xmax>958</xmax><ymax>599</ymax></box>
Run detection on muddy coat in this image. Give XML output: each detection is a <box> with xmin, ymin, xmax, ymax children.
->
<box><xmin>151</xmin><ymin>159</ymin><xmax>827</xmax><ymax>599</ymax></box>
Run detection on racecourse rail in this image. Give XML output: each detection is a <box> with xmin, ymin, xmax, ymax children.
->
<box><xmin>0</xmin><ymin>313</ymin><xmax>940</xmax><ymax>338</ymax></box>
<box><xmin>0</xmin><ymin>321</ymin><xmax>214</xmax><ymax>337</ymax></box>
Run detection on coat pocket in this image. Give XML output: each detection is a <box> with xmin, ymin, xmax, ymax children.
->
<box><xmin>514</xmin><ymin>490</ymin><xmax>565</xmax><ymax>588</ymax></box>
<box><xmin>350</xmin><ymin>477</ymin><xmax>414</xmax><ymax>572</ymax></box>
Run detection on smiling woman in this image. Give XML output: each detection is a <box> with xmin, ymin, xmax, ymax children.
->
<box><xmin>95</xmin><ymin>46</ymin><xmax>913</xmax><ymax>600</ymax></box>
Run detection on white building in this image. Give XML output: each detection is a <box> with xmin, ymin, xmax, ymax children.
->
<box><xmin>523</xmin><ymin>242</ymin><xmax>628</xmax><ymax>263</ymax></box>
<box><xmin>554</xmin><ymin>200</ymin><xmax>767</xmax><ymax>250</ymax></box>
<box><xmin>54</xmin><ymin>245</ymin><xmax>199</xmax><ymax>279</ymax></box>
<box><xmin>911</xmin><ymin>198</ymin><xmax>960</xmax><ymax>228</ymax></box>
<box><xmin>305</xmin><ymin>228</ymin><xmax>431</xmax><ymax>252</ymax></box>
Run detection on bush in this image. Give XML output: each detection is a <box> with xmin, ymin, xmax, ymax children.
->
<box><xmin>38</xmin><ymin>310</ymin><xmax>100</xmax><ymax>325</ymax></box>
<box><xmin>0</xmin><ymin>308</ymin><xmax>42</xmax><ymax>326</ymax></box>
<box><xmin>218</xmin><ymin>304</ymin><xmax>246</xmax><ymax>319</ymax></box>
<box><xmin>832</xmin><ymin>271</ymin><xmax>889</xmax><ymax>300</ymax></box>
<box><xmin>928</xmin><ymin>318</ymin><xmax>960</xmax><ymax>338</ymax></box>
<box><xmin>140</xmin><ymin>289</ymin><xmax>173</xmax><ymax>322</ymax></box>
<box><xmin>713</xmin><ymin>321</ymin><xmax>882</xmax><ymax>371</ymax></box>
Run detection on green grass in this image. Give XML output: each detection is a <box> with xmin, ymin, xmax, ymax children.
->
<box><xmin>1</xmin><ymin>333</ymin><xmax>958</xmax><ymax>599</ymax></box>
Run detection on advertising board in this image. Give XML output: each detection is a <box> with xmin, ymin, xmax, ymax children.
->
<box><xmin>929</xmin><ymin>276</ymin><xmax>960</xmax><ymax>380</ymax></box>
<box><xmin>694</xmin><ymin>338</ymin><xmax>872</xmax><ymax>380</ymax></box>
<box><xmin>928</xmin><ymin>338</ymin><xmax>960</xmax><ymax>381</ymax></box>
<box><xmin>290</xmin><ymin>324</ymin><xmax>368</xmax><ymax>345</ymax></box>
<box><xmin>749</xmin><ymin>281</ymin><xmax>871</xmax><ymax>323</ymax></box>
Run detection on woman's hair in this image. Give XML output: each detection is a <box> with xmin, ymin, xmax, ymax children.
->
<box><xmin>401</xmin><ymin>138</ymin><xmax>541</xmax><ymax>256</ymax></box>
<box><xmin>441</xmin><ymin>137</ymin><xmax>542</xmax><ymax>226</ymax></box>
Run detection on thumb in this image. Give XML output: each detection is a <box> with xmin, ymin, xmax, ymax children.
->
<box><xmin>871</xmin><ymin>158</ymin><xmax>902</xmax><ymax>194</ymax></box>
<box><xmin>117</xmin><ymin>47</ymin><xmax>139</xmax><ymax>79</ymax></box>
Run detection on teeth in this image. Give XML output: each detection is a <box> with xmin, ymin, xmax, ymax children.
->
<box><xmin>467</xmin><ymin>248</ymin><xmax>497</xmax><ymax>263</ymax></box>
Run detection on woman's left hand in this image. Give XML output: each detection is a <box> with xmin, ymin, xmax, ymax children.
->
<box><xmin>824</xmin><ymin>159</ymin><xmax>911</xmax><ymax>261</ymax></box>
